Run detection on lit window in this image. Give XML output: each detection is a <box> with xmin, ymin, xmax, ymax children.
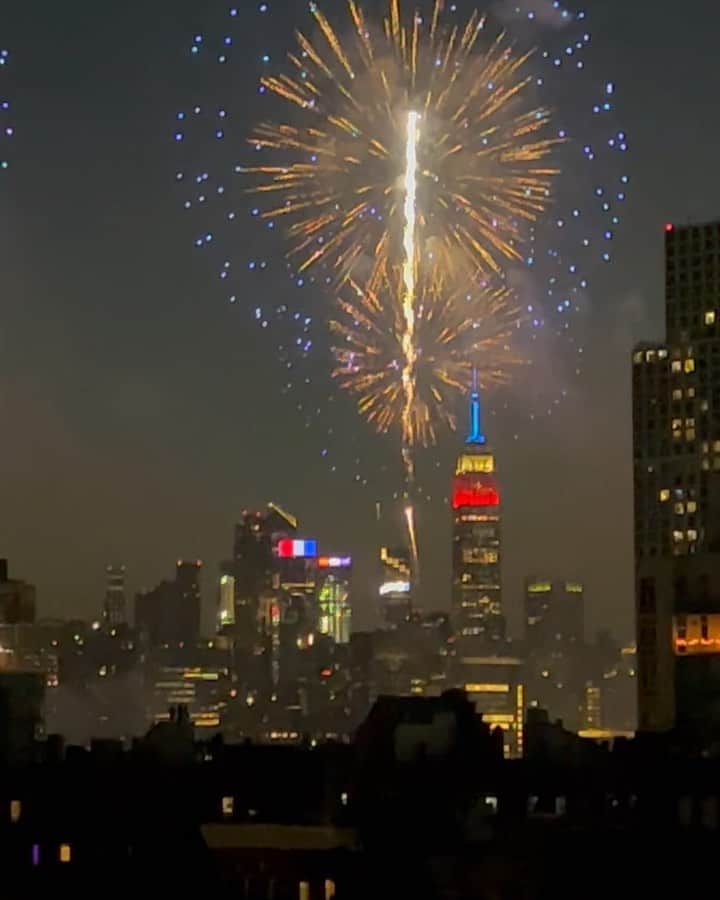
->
<box><xmin>222</xmin><ymin>796</ymin><xmax>234</xmax><ymax>817</ymax></box>
<box><xmin>633</xmin><ymin>351</ymin><xmax>643</xmax><ymax>364</ymax></box>
<box><xmin>672</xmin><ymin>361</ymin><xmax>682</xmax><ymax>373</ymax></box>
<box><xmin>325</xmin><ymin>880</ymin><xmax>337</xmax><ymax>900</ymax></box>
<box><xmin>687</xmin><ymin>530</ymin><xmax>698</xmax><ymax>542</ymax></box>
<box><xmin>340</xmin><ymin>792</ymin><xmax>349</xmax><ymax>807</ymax></box>
<box><xmin>645</xmin><ymin>350</ymin><xmax>656</xmax><ymax>362</ymax></box>
<box><xmin>673</xmin><ymin>531</ymin><xmax>684</xmax><ymax>543</ymax></box>
<box><xmin>714</xmin><ymin>441</ymin><xmax>720</xmax><ymax>453</ymax></box>
<box><xmin>714</xmin><ymin>458</ymin><xmax>720</xmax><ymax>471</ymax></box>
<box><xmin>10</xmin><ymin>800</ymin><xmax>21</xmax><ymax>823</ymax></box>
<box><xmin>688</xmin><ymin>501</ymin><xmax>697</xmax><ymax>513</ymax></box>
<box><xmin>659</xmin><ymin>349</ymin><xmax>669</xmax><ymax>359</ymax></box>
<box><xmin>659</xmin><ymin>489</ymin><xmax>670</xmax><ymax>502</ymax></box>
<box><xmin>686</xmin><ymin>429</ymin><xmax>696</xmax><ymax>441</ymax></box>
<box><xmin>703</xmin><ymin>442</ymin><xmax>710</xmax><ymax>453</ymax></box>
<box><xmin>706</xmin><ymin>311</ymin><xmax>716</xmax><ymax>325</ymax></box>
<box><xmin>686</xmin><ymin>418</ymin><xmax>695</xmax><ymax>427</ymax></box>
<box><xmin>672</xmin><ymin>389</ymin><xmax>683</xmax><ymax>401</ymax></box>
<box><xmin>685</xmin><ymin>359</ymin><xmax>696</xmax><ymax>373</ymax></box>
<box><xmin>688</xmin><ymin>387</ymin><xmax>696</xmax><ymax>398</ymax></box>
<box><xmin>675</xmin><ymin>503</ymin><xmax>685</xmax><ymax>515</ymax></box>
<box><xmin>672</xmin><ymin>418</ymin><xmax>682</xmax><ymax>431</ymax></box>
<box><xmin>59</xmin><ymin>844</ymin><xmax>71</xmax><ymax>864</ymax></box>
<box><xmin>483</xmin><ymin>795</ymin><xmax>499</xmax><ymax>814</ymax></box>
<box><xmin>701</xmin><ymin>400</ymin><xmax>709</xmax><ymax>412</ymax></box>
<box><xmin>703</xmin><ymin>459</ymin><xmax>711</xmax><ymax>471</ymax></box>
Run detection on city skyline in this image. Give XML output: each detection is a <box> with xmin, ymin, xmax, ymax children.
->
<box><xmin>1</xmin><ymin>0</ymin><xmax>720</xmax><ymax>638</ymax></box>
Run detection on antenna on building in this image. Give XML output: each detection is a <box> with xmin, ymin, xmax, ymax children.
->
<box><xmin>465</xmin><ymin>366</ymin><xmax>486</xmax><ymax>446</ymax></box>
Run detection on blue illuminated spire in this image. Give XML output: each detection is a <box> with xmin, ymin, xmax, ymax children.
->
<box><xmin>465</xmin><ymin>366</ymin><xmax>486</xmax><ymax>445</ymax></box>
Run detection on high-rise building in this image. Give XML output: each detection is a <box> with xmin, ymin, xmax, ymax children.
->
<box><xmin>379</xmin><ymin>546</ymin><xmax>412</xmax><ymax>627</ymax></box>
<box><xmin>525</xmin><ymin>578</ymin><xmax>584</xmax><ymax>650</ymax></box>
<box><xmin>634</xmin><ymin>219</ymin><xmax>720</xmax><ymax>735</ymax></box>
<box><xmin>222</xmin><ymin>504</ymin><xmax>298</xmax><ymax>638</ymax></box>
<box><xmin>524</xmin><ymin>578</ymin><xmax>585</xmax><ymax>730</ymax></box>
<box><xmin>135</xmin><ymin>560</ymin><xmax>202</xmax><ymax>648</ymax></box>
<box><xmin>451</xmin><ymin>377</ymin><xmax>504</xmax><ymax>642</ymax></box>
<box><xmin>459</xmin><ymin>656</ymin><xmax>525</xmax><ymax>758</ymax></box>
<box><xmin>0</xmin><ymin>559</ymin><xmax>36</xmax><ymax>625</ymax></box>
<box><xmin>217</xmin><ymin>574</ymin><xmax>235</xmax><ymax>630</ymax></box>
<box><xmin>317</xmin><ymin>555</ymin><xmax>352</xmax><ymax>644</ymax></box>
<box><xmin>103</xmin><ymin>564</ymin><xmax>127</xmax><ymax>627</ymax></box>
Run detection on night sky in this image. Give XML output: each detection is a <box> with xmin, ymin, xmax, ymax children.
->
<box><xmin>2</xmin><ymin>0</ymin><xmax>719</xmax><ymax>637</ymax></box>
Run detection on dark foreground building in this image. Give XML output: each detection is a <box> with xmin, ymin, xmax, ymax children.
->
<box><xmin>4</xmin><ymin>697</ymin><xmax>720</xmax><ymax>897</ymax></box>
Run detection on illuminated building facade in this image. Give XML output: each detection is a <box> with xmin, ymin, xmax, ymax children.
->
<box><xmin>145</xmin><ymin>644</ymin><xmax>231</xmax><ymax>730</ymax></box>
<box><xmin>379</xmin><ymin>546</ymin><xmax>412</xmax><ymax>628</ymax></box>
<box><xmin>103</xmin><ymin>565</ymin><xmax>127</xmax><ymax>627</ymax></box>
<box><xmin>634</xmin><ymin>220</ymin><xmax>720</xmax><ymax>734</ymax></box>
<box><xmin>451</xmin><ymin>379</ymin><xmax>504</xmax><ymax>642</ymax></box>
<box><xmin>217</xmin><ymin>574</ymin><xmax>235</xmax><ymax>630</ymax></box>
<box><xmin>317</xmin><ymin>556</ymin><xmax>352</xmax><ymax>644</ymax></box>
<box><xmin>459</xmin><ymin>656</ymin><xmax>524</xmax><ymax>758</ymax></box>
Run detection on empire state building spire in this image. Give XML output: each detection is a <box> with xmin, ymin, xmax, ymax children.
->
<box><xmin>465</xmin><ymin>366</ymin><xmax>486</xmax><ymax>446</ymax></box>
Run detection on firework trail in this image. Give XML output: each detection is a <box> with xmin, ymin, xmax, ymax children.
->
<box><xmin>174</xmin><ymin>0</ymin><xmax>630</xmax><ymax>553</ymax></box>
<box><xmin>242</xmin><ymin>0</ymin><xmax>559</xmax><ymax>562</ymax></box>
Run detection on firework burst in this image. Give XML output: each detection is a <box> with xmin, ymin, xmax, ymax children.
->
<box><xmin>174</xmin><ymin>0</ymin><xmax>630</xmax><ymax>497</ymax></box>
<box><xmin>243</xmin><ymin>0</ymin><xmax>561</xmax><ymax>288</ymax></box>
<box><xmin>331</xmin><ymin>262</ymin><xmax>524</xmax><ymax>447</ymax></box>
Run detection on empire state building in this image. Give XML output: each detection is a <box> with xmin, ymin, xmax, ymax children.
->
<box><xmin>451</xmin><ymin>376</ymin><xmax>504</xmax><ymax>643</ymax></box>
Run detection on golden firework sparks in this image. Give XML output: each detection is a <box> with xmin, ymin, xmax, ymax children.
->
<box><xmin>331</xmin><ymin>260</ymin><xmax>525</xmax><ymax>449</ymax></box>
<box><xmin>243</xmin><ymin>0</ymin><xmax>560</xmax><ymax>287</ymax></box>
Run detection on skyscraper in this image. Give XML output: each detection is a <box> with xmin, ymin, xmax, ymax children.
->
<box><xmin>524</xmin><ymin>578</ymin><xmax>585</xmax><ymax>730</ymax></box>
<box><xmin>634</xmin><ymin>219</ymin><xmax>720</xmax><ymax>735</ymax></box>
<box><xmin>103</xmin><ymin>564</ymin><xmax>127</xmax><ymax>627</ymax></box>
<box><xmin>317</xmin><ymin>556</ymin><xmax>352</xmax><ymax>644</ymax></box>
<box><xmin>524</xmin><ymin>578</ymin><xmax>584</xmax><ymax>651</ymax></box>
<box><xmin>223</xmin><ymin>504</ymin><xmax>298</xmax><ymax>637</ymax></box>
<box><xmin>451</xmin><ymin>376</ymin><xmax>504</xmax><ymax>642</ymax></box>
<box><xmin>135</xmin><ymin>560</ymin><xmax>202</xmax><ymax>648</ymax></box>
<box><xmin>379</xmin><ymin>546</ymin><xmax>412</xmax><ymax>627</ymax></box>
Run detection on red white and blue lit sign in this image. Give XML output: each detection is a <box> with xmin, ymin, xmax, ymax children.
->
<box><xmin>277</xmin><ymin>539</ymin><xmax>318</xmax><ymax>559</ymax></box>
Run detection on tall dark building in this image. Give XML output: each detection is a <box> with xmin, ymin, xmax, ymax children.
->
<box><xmin>103</xmin><ymin>564</ymin><xmax>127</xmax><ymax>627</ymax></box>
<box><xmin>524</xmin><ymin>578</ymin><xmax>585</xmax><ymax>731</ymax></box>
<box><xmin>451</xmin><ymin>377</ymin><xmax>504</xmax><ymax>642</ymax></box>
<box><xmin>525</xmin><ymin>578</ymin><xmax>584</xmax><ymax>650</ymax></box>
<box><xmin>220</xmin><ymin>504</ymin><xmax>297</xmax><ymax>639</ymax></box>
<box><xmin>135</xmin><ymin>560</ymin><xmax>202</xmax><ymax>648</ymax></box>
<box><xmin>0</xmin><ymin>559</ymin><xmax>36</xmax><ymax>625</ymax></box>
<box><xmin>634</xmin><ymin>219</ymin><xmax>720</xmax><ymax>735</ymax></box>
